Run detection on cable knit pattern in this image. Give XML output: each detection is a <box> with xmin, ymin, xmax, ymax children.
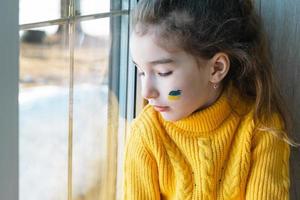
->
<box><xmin>123</xmin><ymin>88</ymin><xmax>290</xmax><ymax>200</ymax></box>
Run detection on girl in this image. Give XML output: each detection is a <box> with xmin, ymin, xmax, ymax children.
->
<box><xmin>123</xmin><ymin>0</ymin><xmax>293</xmax><ymax>199</ymax></box>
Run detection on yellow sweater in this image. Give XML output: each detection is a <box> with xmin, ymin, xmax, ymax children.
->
<box><xmin>123</xmin><ymin>88</ymin><xmax>290</xmax><ymax>200</ymax></box>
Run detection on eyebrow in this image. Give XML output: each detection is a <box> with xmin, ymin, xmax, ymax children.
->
<box><xmin>132</xmin><ymin>58</ymin><xmax>174</xmax><ymax>68</ymax></box>
<box><xmin>149</xmin><ymin>58</ymin><xmax>174</xmax><ymax>66</ymax></box>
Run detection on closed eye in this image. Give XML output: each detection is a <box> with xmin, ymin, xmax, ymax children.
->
<box><xmin>158</xmin><ymin>71</ymin><xmax>173</xmax><ymax>77</ymax></box>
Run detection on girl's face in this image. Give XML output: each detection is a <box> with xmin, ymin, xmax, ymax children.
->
<box><xmin>130</xmin><ymin>31</ymin><xmax>217</xmax><ymax>121</ymax></box>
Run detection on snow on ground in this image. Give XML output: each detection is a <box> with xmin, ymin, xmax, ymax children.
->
<box><xmin>19</xmin><ymin>84</ymin><xmax>108</xmax><ymax>200</ymax></box>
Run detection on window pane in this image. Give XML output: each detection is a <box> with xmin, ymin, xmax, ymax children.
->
<box><xmin>72</xmin><ymin>18</ymin><xmax>110</xmax><ymax>199</ymax></box>
<box><xmin>79</xmin><ymin>0</ymin><xmax>129</xmax><ymax>16</ymax></box>
<box><xmin>79</xmin><ymin>0</ymin><xmax>110</xmax><ymax>16</ymax></box>
<box><xmin>19</xmin><ymin>0</ymin><xmax>62</xmax><ymax>24</ymax></box>
<box><xmin>71</xmin><ymin>15</ymin><xmax>129</xmax><ymax>199</ymax></box>
<box><xmin>19</xmin><ymin>25</ymin><xmax>69</xmax><ymax>200</ymax></box>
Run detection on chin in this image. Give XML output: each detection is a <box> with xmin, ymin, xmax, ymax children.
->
<box><xmin>160</xmin><ymin>112</ymin><xmax>186</xmax><ymax>122</ymax></box>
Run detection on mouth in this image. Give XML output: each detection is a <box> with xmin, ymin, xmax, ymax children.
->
<box><xmin>152</xmin><ymin>105</ymin><xmax>170</xmax><ymax>112</ymax></box>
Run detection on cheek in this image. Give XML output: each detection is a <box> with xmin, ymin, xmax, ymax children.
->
<box><xmin>160</xmin><ymin>84</ymin><xmax>175</xmax><ymax>99</ymax></box>
<box><xmin>163</xmin><ymin>81</ymin><xmax>192</xmax><ymax>103</ymax></box>
<box><xmin>159</xmin><ymin>71</ymin><xmax>207</xmax><ymax>102</ymax></box>
<box><xmin>155</xmin><ymin>79</ymin><xmax>182</xmax><ymax>102</ymax></box>
<box><xmin>168</xmin><ymin>89</ymin><xmax>182</xmax><ymax>101</ymax></box>
<box><xmin>169</xmin><ymin>76</ymin><xmax>207</xmax><ymax>103</ymax></box>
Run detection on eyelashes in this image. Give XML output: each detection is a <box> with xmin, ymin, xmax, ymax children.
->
<box><xmin>158</xmin><ymin>71</ymin><xmax>173</xmax><ymax>77</ymax></box>
<box><xmin>137</xmin><ymin>70</ymin><xmax>173</xmax><ymax>77</ymax></box>
<box><xmin>134</xmin><ymin>64</ymin><xmax>173</xmax><ymax>77</ymax></box>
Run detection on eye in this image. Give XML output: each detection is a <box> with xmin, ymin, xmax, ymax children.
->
<box><xmin>158</xmin><ymin>71</ymin><xmax>173</xmax><ymax>77</ymax></box>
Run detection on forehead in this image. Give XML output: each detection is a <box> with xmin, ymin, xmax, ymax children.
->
<box><xmin>130</xmin><ymin>31</ymin><xmax>182</xmax><ymax>65</ymax></box>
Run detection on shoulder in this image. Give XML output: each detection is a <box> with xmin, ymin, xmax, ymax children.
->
<box><xmin>232</xmin><ymin>97</ymin><xmax>284</xmax><ymax>134</ymax></box>
<box><xmin>128</xmin><ymin>104</ymin><xmax>162</xmax><ymax>145</ymax></box>
<box><xmin>225</xmin><ymin>82</ymin><xmax>284</xmax><ymax>127</ymax></box>
<box><xmin>225</xmin><ymin>84</ymin><xmax>254</xmax><ymax>117</ymax></box>
<box><xmin>124</xmin><ymin>107</ymin><xmax>159</xmax><ymax>169</ymax></box>
<box><xmin>125</xmin><ymin>105</ymin><xmax>163</xmax><ymax>162</ymax></box>
<box><xmin>131</xmin><ymin>104</ymin><xmax>160</xmax><ymax>131</ymax></box>
<box><xmin>226</xmin><ymin>85</ymin><xmax>285</xmax><ymax>141</ymax></box>
<box><xmin>251</xmin><ymin>112</ymin><xmax>287</xmax><ymax>146</ymax></box>
<box><xmin>236</xmin><ymin>104</ymin><xmax>287</xmax><ymax>151</ymax></box>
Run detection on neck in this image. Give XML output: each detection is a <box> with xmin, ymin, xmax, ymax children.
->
<box><xmin>194</xmin><ymin>85</ymin><xmax>224</xmax><ymax>114</ymax></box>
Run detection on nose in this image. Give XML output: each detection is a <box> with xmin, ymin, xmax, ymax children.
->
<box><xmin>141</xmin><ymin>76</ymin><xmax>159</xmax><ymax>100</ymax></box>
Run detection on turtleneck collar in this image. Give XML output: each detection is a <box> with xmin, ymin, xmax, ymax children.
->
<box><xmin>159</xmin><ymin>90</ymin><xmax>232</xmax><ymax>134</ymax></box>
<box><xmin>158</xmin><ymin>82</ymin><xmax>249</xmax><ymax>133</ymax></box>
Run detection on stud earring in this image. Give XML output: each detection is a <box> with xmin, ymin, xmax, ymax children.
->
<box><xmin>213</xmin><ymin>84</ymin><xmax>218</xmax><ymax>89</ymax></box>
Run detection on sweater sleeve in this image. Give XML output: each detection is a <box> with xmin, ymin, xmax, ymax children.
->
<box><xmin>123</xmin><ymin>126</ymin><xmax>161</xmax><ymax>200</ymax></box>
<box><xmin>245</xmin><ymin>128</ymin><xmax>290</xmax><ymax>200</ymax></box>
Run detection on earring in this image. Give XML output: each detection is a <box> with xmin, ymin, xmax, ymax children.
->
<box><xmin>213</xmin><ymin>84</ymin><xmax>218</xmax><ymax>89</ymax></box>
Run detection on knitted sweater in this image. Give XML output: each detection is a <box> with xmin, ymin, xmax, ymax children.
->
<box><xmin>123</xmin><ymin>88</ymin><xmax>290</xmax><ymax>200</ymax></box>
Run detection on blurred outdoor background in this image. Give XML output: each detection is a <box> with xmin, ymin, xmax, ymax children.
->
<box><xmin>19</xmin><ymin>0</ymin><xmax>127</xmax><ymax>199</ymax></box>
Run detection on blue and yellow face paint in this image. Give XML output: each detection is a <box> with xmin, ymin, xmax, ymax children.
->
<box><xmin>168</xmin><ymin>90</ymin><xmax>182</xmax><ymax>101</ymax></box>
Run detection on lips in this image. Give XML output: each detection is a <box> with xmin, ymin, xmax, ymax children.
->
<box><xmin>152</xmin><ymin>105</ymin><xmax>169</xmax><ymax>112</ymax></box>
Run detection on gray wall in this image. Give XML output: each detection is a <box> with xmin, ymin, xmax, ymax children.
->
<box><xmin>0</xmin><ymin>0</ymin><xmax>19</xmax><ymax>199</ymax></box>
<box><xmin>255</xmin><ymin>0</ymin><xmax>300</xmax><ymax>199</ymax></box>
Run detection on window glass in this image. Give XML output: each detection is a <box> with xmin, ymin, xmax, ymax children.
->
<box><xmin>19</xmin><ymin>1</ymin><xmax>130</xmax><ymax>200</ymax></box>
<box><xmin>79</xmin><ymin>0</ymin><xmax>110</xmax><ymax>16</ymax></box>
<box><xmin>78</xmin><ymin>0</ymin><xmax>129</xmax><ymax>16</ymax></box>
<box><xmin>72</xmin><ymin>18</ymin><xmax>110</xmax><ymax>199</ymax></box>
<box><xmin>19</xmin><ymin>0</ymin><xmax>61</xmax><ymax>24</ymax></box>
<box><xmin>19</xmin><ymin>25</ymin><xmax>69</xmax><ymax>200</ymax></box>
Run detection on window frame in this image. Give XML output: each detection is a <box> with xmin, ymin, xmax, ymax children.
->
<box><xmin>0</xmin><ymin>0</ymin><xmax>19</xmax><ymax>199</ymax></box>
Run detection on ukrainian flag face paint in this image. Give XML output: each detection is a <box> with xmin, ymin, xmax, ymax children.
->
<box><xmin>168</xmin><ymin>90</ymin><xmax>182</xmax><ymax>101</ymax></box>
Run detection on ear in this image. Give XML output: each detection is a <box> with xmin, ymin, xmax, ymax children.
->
<box><xmin>209</xmin><ymin>53</ymin><xmax>230</xmax><ymax>84</ymax></box>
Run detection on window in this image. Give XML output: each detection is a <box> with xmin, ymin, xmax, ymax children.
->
<box><xmin>19</xmin><ymin>0</ymin><xmax>136</xmax><ymax>199</ymax></box>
